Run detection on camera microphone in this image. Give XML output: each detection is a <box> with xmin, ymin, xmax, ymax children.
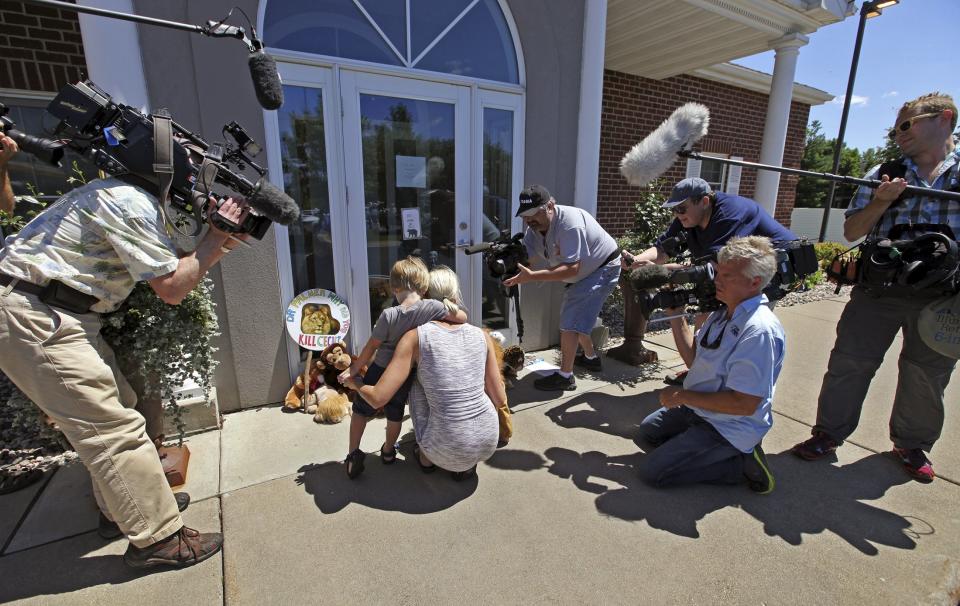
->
<box><xmin>246</xmin><ymin>178</ymin><xmax>299</xmax><ymax>225</ymax></box>
<box><xmin>628</xmin><ymin>265</ymin><xmax>674</xmax><ymax>289</ymax></box>
<box><xmin>248</xmin><ymin>50</ymin><xmax>284</xmax><ymax>110</ymax></box>
<box><xmin>620</xmin><ymin>103</ymin><xmax>710</xmax><ymax>187</ymax></box>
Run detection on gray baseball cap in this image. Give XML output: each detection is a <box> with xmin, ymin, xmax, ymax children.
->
<box><xmin>662</xmin><ymin>177</ymin><xmax>713</xmax><ymax>208</ymax></box>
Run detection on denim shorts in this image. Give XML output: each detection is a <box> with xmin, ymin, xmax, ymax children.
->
<box><xmin>352</xmin><ymin>362</ymin><xmax>415</xmax><ymax>422</ymax></box>
<box><xmin>559</xmin><ymin>260</ymin><xmax>621</xmax><ymax>335</ymax></box>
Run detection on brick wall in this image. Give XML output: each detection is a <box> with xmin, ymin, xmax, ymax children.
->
<box><xmin>598</xmin><ymin>69</ymin><xmax>811</xmax><ymax>236</ymax></box>
<box><xmin>0</xmin><ymin>1</ymin><xmax>86</xmax><ymax>93</ymax></box>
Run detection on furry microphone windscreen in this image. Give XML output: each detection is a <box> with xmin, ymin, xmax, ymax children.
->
<box><xmin>248</xmin><ymin>179</ymin><xmax>300</xmax><ymax>225</ymax></box>
<box><xmin>248</xmin><ymin>51</ymin><xmax>284</xmax><ymax>110</ymax></box>
<box><xmin>628</xmin><ymin>264</ymin><xmax>674</xmax><ymax>290</ymax></box>
<box><xmin>619</xmin><ymin>103</ymin><xmax>710</xmax><ymax>187</ymax></box>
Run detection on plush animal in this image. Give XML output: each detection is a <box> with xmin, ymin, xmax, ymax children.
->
<box><xmin>307</xmin><ymin>385</ymin><xmax>351</xmax><ymax>424</ymax></box>
<box><xmin>284</xmin><ymin>359</ymin><xmax>324</xmax><ymax>411</ymax></box>
<box><xmin>307</xmin><ymin>342</ymin><xmax>357</xmax><ymax>424</ymax></box>
<box><xmin>486</xmin><ymin>330</ymin><xmax>525</xmax><ymax>389</ymax></box>
<box><xmin>317</xmin><ymin>342</ymin><xmax>353</xmax><ymax>390</ymax></box>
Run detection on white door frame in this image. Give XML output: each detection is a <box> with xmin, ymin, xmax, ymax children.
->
<box><xmin>263</xmin><ymin>63</ymin><xmax>349</xmax><ymax>381</ymax></box>
<box><xmin>339</xmin><ymin>70</ymin><xmax>472</xmax><ymax>348</ymax></box>
<box><xmin>471</xmin><ymin>88</ymin><xmax>525</xmax><ymax>343</ymax></box>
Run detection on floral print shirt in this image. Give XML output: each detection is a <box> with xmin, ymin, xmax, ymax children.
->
<box><xmin>0</xmin><ymin>178</ymin><xmax>179</xmax><ymax>313</ymax></box>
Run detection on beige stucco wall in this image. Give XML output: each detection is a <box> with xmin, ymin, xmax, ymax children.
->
<box><xmin>131</xmin><ymin>0</ymin><xmax>587</xmax><ymax>410</ymax></box>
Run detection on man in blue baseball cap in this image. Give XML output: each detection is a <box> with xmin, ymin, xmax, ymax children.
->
<box><xmin>622</xmin><ymin>176</ymin><xmax>796</xmax><ymax>385</ymax></box>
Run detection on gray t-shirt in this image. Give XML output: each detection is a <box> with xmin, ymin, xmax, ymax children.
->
<box><xmin>371</xmin><ymin>298</ymin><xmax>448</xmax><ymax>367</ymax></box>
<box><xmin>522</xmin><ymin>204</ymin><xmax>618</xmax><ymax>283</ymax></box>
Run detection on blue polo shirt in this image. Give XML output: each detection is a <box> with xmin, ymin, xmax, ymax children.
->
<box><xmin>683</xmin><ymin>293</ymin><xmax>786</xmax><ymax>453</ymax></box>
<box><xmin>656</xmin><ymin>192</ymin><xmax>797</xmax><ymax>259</ymax></box>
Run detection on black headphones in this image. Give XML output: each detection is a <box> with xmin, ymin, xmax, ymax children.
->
<box><xmin>897</xmin><ymin>232</ymin><xmax>960</xmax><ymax>290</ymax></box>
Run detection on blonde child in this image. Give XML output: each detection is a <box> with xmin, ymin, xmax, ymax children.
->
<box><xmin>340</xmin><ymin>256</ymin><xmax>465</xmax><ymax>479</ymax></box>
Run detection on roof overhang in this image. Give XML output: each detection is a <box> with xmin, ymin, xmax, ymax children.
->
<box><xmin>691</xmin><ymin>62</ymin><xmax>834</xmax><ymax>105</ymax></box>
<box><xmin>606</xmin><ymin>0</ymin><xmax>850</xmax><ymax>80</ymax></box>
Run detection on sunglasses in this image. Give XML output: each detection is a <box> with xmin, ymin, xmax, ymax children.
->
<box><xmin>699</xmin><ymin>316</ymin><xmax>728</xmax><ymax>350</ymax></box>
<box><xmin>888</xmin><ymin>112</ymin><xmax>941</xmax><ymax>139</ymax></box>
<box><xmin>672</xmin><ymin>204</ymin><xmax>689</xmax><ymax>215</ymax></box>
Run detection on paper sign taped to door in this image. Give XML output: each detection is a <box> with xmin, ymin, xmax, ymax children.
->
<box><xmin>396</xmin><ymin>155</ymin><xmax>426</xmax><ymax>188</ymax></box>
<box><xmin>401</xmin><ymin>208</ymin><xmax>421</xmax><ymax>240</ymax></box>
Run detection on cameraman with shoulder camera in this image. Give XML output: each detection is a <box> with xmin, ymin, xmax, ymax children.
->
<box><xmin>502</xmin><ymin>185</ymin><xmax>621</xmax><ymax>391</ymax></box>
<box><xmin>639</xmin><ymin>236</ymin><xmax>784</xmax><ymax>493</ymax></box>
<box><xmin>623</xmin><ymin>177</ymin><xmax>796</xmax><ymax>385</ymax></box>
<box><xmin>792</xmin><ymin>92</ymin><xmax>960</xmax><ymax>483</ymax></box>
<box><xmin>0</xmin><ymin>169</ymin><xmax>246</xmax><ymax>568</ymax></box>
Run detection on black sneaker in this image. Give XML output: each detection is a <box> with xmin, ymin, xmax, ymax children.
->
<box><xmin>98</xmin><ymin>491</ymin><xmax>191</xmax><ymax>540</ymax></box>
<box><xmin>743</xmin><ymin>444</ymin><xmax>775</xmax><ymax>494</ymax></box>
<box><xmin>533</xmin><ymin>372</ymin><xmax>576</xmax><ymax>391</ymax></box>
<box><xmin>574</xmin><ymin>353</ymin><xmax>602</xmax><ymax>372</ymax></box>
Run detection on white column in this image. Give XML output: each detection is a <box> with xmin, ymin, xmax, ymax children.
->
<box><xmin>573</xmin><ymin>0</ymin><xmax>608</xmax><ymax>216</ymax></box>
<box><xmin>76</xmin><ymin>0</ymin><xmax>150</xmax><ymax>109</ymax></box>
<box><xmin>754</xmin><ymin>32</ymin><xmax>807</xmax><ymax>216</ymax></box>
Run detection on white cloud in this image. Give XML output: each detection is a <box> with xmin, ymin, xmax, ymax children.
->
<box><xmin>882</xmin><ymin>91</ymin><xmax>899</xmax><ymax>98</ymax></box>
<box><xmin>829</xmin><ymin>94</ymin><xmax>869</xmax><ymax>107</ymax></box>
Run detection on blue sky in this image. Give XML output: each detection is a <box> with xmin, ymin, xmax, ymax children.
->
<box><xmin>732</xmin><ymin>0</ymin><xmax>960</xmax><ymax>153</ymax></box>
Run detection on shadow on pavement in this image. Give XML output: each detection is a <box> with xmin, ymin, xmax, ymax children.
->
<box><xmin>488</xmin><ymin>391</ymin><xmax>926</xmax><ymax>555</ymax></box>
<box><xmin>0</xmin><ymin>533</ymin><xmax>155</xmax><ymax>603</ymax></box>
<box><xmin>546</xmin><ymin>390</ymin><xmax>662</xmax><ymax>440</ymax></box>
<box><xmin>295</xmin><ymin>442</ymin><xmax>477</xmax><ymax>514</ymax></box>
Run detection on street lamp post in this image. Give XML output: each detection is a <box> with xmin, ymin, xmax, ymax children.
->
<box><xmin>817</xmin><ymin>0</ymin><xmax>899</xmax><ymax>242</ymax></box>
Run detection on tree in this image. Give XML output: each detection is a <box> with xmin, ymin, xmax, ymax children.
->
<box><xmin>796</xmin><ymin>121</ymin><xmax>863</xmax><ymax>209</ymax></box>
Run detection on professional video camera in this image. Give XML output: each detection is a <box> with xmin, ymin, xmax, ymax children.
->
<box><xmin>16</xmin><ymin>80</ymin><xmax>298</xmax><ymax>238</ymax></box>
<box><xmin>464</xmin><ymin>230</ymin><xmax>529</xmax><ymax>340</ymax></box>
<box><xmin>464</xmin><ymin>231</ymin><xmax>528</xmax><ymax>286</ymax></box>
<box><xmin>0</xmin><ymin>104</ymin><xmax>67</xmax><ymax>167</ymax></box>
<box><xmin>628</xmin><ymin>237</ymin><xmax>819</xmax><ymax>317</ymax></box>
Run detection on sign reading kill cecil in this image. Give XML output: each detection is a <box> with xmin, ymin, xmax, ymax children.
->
<box><xmin>285</xmin><ymin>289</ymin><xmax>351</xmax><ymax>351</ymax></box>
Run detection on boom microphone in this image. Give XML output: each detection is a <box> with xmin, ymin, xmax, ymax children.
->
<box><xmin>247</xmin><ymin>179</ymin><xmax>299</xmax><ymax>225</ymax></box>
<box><xmin>620</xmin><ymin>103</ymin><xmax>710</xmax><ymax>187</ymax></box>
<box><xmin>628</xmin><ymin>265</ymin><xmax>674</xmax><ymax>289</ymax></box>
<box><xmin>248</xmin><ymin>50</ymin><xmax>284</xmax><ymax>110</ymax></box>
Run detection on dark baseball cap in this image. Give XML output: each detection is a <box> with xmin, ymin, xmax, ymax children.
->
<box><xmin>516</xmin><ymin>184</ymin><xmax>552</xmax><ymax>217</ymax></box>
<box><xmin>663</xmin><ymin>177</ymin><xmax>712</xmax><ymax>208</ymax></box>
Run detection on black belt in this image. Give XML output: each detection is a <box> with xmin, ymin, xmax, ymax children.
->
<box><xmin>0</xmin><ymin>273</ymin><xmax>98</xmax><ymax>314</ymax></box>
<box><xmin>602</xmin><ymin>248</ymin><xmax>622</xmax><ymax>266</ymax></box>
<box><xmin>0</xmin><ymin>273</ymin><xmax>45</xmax><ymax>297</ymax></box>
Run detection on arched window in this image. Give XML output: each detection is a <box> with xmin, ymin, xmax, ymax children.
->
<box><xmin>263</xmin><ymin>0</ymin><xmax>519</xmax><ymax>84</ymax></box>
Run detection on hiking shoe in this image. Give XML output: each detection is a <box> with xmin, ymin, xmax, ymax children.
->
<box><xmin>533</xmin><ymin>372</ymin><xmax>576</xmax><ymax>391</ymax></box>
<box><xmin>791</xmin><ymin>431</ymin><xmax>840</xmax><ymax>461</ymax></box>
<box><xmin>663</xmin><ymin>369</ymin><xmax>688</xmax><ymax>386</ymax></box>
<box><xmin>123</xmin><ymin>526</ymin><xmax>223</xmax><ymax>569</ymax></box>
<box><xmin>892</xmin><ymin>447</ymin><xmax>935</xmax><ymax>483</ymax></box>
<box><xmin>743</xmin><ymin>444</ymin><xmax>775</xmax><ymax>494</ymax></box>
<box><xmin>574</xmin><ymin>353</ymin><xmax>602</xmax><ymax>372</ymax></box>
<box><xmin>98</xmin><ymin>491</ymin><xmax>191</xmax><ymax>540</ymax></box>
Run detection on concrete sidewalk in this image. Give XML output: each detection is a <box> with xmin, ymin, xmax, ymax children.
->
<box><xmin>1</xmin><ymin>297</ymin><xmax>958</xmax><ymax>605</ymax></box>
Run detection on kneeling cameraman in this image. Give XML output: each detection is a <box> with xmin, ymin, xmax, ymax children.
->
<box><xmin>638</xmin><ymin>236</ymin><xmax>784</xmax><ymax>493</ymax></box>
<box><xmin>623</xmin><ymin>177</ymin><xmax>795</xmax><ymax>385</ymax></box>
<box><xmin>0</xmin><ymin>172</ymin><xmax>246</xmax><ymax>568</ymax></box>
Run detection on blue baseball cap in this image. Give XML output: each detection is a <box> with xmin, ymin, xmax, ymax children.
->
<box><xmin>662</xmin><ymin>177</ymin><xmax>713</xmax><ymax>208</ymax></box>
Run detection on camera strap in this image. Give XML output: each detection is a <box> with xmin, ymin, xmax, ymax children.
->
<box><xmin>152</xmin><ymin>111</ymin><xmax>203</xmax><ymax>238</ymax></box>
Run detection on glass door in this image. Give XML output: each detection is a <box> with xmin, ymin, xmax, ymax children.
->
<box><xmin>340</xmin><ymin>71</ymin><xmax>471</xmax><ymax>346</ymax></box>
<box><xmin>473</xmin><ymin>89</ymin><xmax>524</xmax><ymax>342</ymax></box>
<box><xmin>265</xmin><ymin>63</ymin><xmax>347</xmax><ymax>379</ymax></box>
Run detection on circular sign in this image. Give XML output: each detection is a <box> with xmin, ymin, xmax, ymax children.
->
<box><xmin>285</xmin><ymin>289</ymin><xmax>351</xmax><ymax>351</ymax></box>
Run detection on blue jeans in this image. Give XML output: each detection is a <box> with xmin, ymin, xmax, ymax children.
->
<box><xmin>638</xmin><ymin>406</ymin><xmax>746</xmax><ymax>487</ymax></box>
